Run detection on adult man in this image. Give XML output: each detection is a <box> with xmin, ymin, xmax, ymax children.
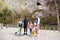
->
<box><xmin>23</xmin><ymin>16</ymin><xmax>28</xmax><ymax>35</ymax></box>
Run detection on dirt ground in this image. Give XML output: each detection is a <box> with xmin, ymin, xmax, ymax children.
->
<box><xmin>0</xmin><ymin>27</ymin><xmax>60</xmax><ymax>40</ymax></box>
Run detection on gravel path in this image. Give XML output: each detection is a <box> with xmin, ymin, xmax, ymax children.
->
<box><xmin>0</xmin><ymin>27</ymin><xmax>60</xmax><ymax>40</ymax></box>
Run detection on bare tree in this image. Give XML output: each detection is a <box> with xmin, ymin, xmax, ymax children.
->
<box><xmin>54</xmin><ymin>0</ymin><xmax>60</xmax><ymax>31</ymax></box>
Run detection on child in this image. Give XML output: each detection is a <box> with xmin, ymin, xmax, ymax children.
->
<box><xmin>15</xmin><ymin>19</ymin><xmax>23</xmax><ymax>35</ymax></box>
<box><xmin>28</xmin><ymin>21</ymin><xmax>33</xmax><ymax>35</ymax></box>
<box><xmin>32</xmin><ymin>24</ymin><xmax>38</xmax><ymax>36</ymax></box>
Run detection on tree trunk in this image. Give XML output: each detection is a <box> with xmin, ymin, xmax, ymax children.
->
<box><xmin>54</xmin><ymin>0</ymin><xmax>60</xmax><ymax>31</ymax></box>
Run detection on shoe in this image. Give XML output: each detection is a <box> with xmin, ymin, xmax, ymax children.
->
<box><xmin>15</xmin><ymin>32</ymin><xmax>17</xmax><ymax>35</ymax></box>
<box><xmin>24</xmin><ymin>33</ymin><xmax>25</xmax><ymax>35</ymax></box>
<box><xmin>25</xmin><ymin>33</ymin><xmax>27</xmax><ymax>35</ymax></box>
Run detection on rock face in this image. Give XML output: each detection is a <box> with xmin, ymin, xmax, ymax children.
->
<box><xmin>2</xmin><ymin>0</ymin><xmax>51</xmax><ymax>17</ymax></box>
<box><xmin>3</xmin><ymin>0</ymin><xmax>47</xmax><ymax>11</ymax></box>
<box><xmin>3</xmin><ymin>0</ymin><xmax>20</xmax><ymax>10</ymax></box>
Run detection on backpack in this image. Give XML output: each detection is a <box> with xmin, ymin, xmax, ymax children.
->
<box><xmin>18</xmin><ymin>23</ymin><xmax>22</xmax><ymax>27</ymax></box>
<box><xmin>34</xmin><ymin>18</ymin><xmax>38</xmax><ymax>25</ymax></box>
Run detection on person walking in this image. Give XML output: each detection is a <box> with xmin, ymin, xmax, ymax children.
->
<box><xmin>15</xmin><ymin>19</ymin><xmax>23</xmax><ymax>35</ymax></box>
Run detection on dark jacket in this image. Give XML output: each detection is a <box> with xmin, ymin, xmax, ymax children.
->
<box><xmin>34</xmin><ymin>18</ymin><xmax>38</xmax><ymax>25</ymax></box>
<box><xmin>23</xmin><ymin>18</ymin><xmax>28</xmax><ymax>27</ymax></box>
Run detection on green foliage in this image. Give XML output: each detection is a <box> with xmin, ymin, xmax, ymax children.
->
<box><xmin>0</xmin><ymin>7</ymin><xmax>10</xmax><ymax>24</ymax></box>
<box><xmin>41</xmin><ymin>15</ymin><xmax>57</xmax><ymax>25</ymax></box>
